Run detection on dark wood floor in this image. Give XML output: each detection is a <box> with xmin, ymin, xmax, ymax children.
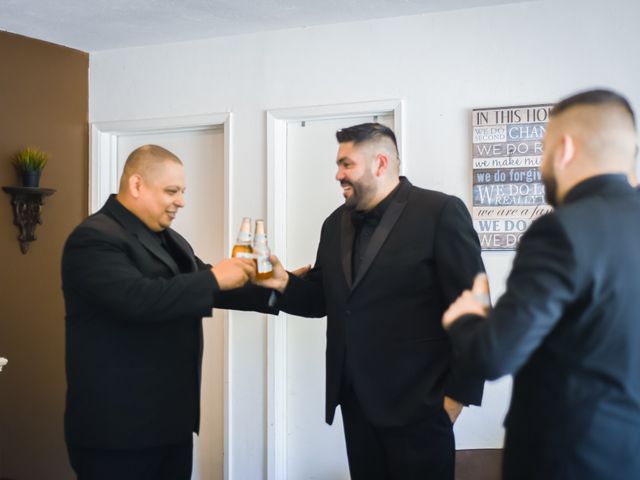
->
<box><xmin>0</xmin><ymin>449</ymin><xmax>504</xmax><ymax>480</ymax></box>
<box><xmin>456</xmin><ymin>449</ymin><xmax>503</xmax><ymax>480</ymax></box>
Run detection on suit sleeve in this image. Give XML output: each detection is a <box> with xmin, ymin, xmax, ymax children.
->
<box><xmin>447</xmin><ymin>214</ymin><xmax>578</xmax><ymax>380</ymax></box>
<box><xmin>193</xmin><ymin>255</ymin><xmax>278</xmax><ymax>315</ymax></box>
<box><xmin>62</xmin><ymin>225</ymin><xmax>218</xmax><ymax>324</ymax></box>
<box><xmin>434</xmin><ymin>196</ymin><xmax>486</xmax><ymax>405</ymax></box>
<box><xmin>277</xmin><ymin>265</ymin><xmax>326</xmax><ymax>317</ymax></box>
<box><xmin>214</xmin><ymin>283</ymin><xmax>279</xmax><ymax>315</ymax></box>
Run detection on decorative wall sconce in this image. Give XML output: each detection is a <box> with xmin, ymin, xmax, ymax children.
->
<box><xmin>2</xmin><ymin>186</ymin><xmax>56</xmax><ymax>254</ymax></box>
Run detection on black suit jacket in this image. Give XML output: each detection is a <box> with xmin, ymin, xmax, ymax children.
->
<box><xmin>279</xmin><ymin>177</ymin><xmax>485</xmax><ymax>427</ymax></box>
<box><xmin>448</xmin><ymin>175</ymin><xmax>640</xmax><ymax>480</ymax></box>
<box><xmin>62</xmin><ymin>195</ymin><xmax>273</xmax><ymax>449</ymax></box>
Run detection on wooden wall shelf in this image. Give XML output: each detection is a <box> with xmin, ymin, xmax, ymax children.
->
<box><xmin>2</xmin><ymin>186</ymin><xmax>56</xmax><ymax>254</ymax></box>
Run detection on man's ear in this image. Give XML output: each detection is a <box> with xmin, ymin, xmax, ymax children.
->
<box><xmin>556</xmin><ymin>134</ymin><xmax>576</xmax><ymax>170</ymax></box>
<box><xmin>374</xmin><ymin>153</ymin><xmax>389</xmax><ymax>177</ymax></box>
<box><xmin>128</xmin><ymin>174</ymin><xmax>143</xmax><ymax>199</ymax></box>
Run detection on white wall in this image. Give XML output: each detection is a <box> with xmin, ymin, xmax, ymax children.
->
<box><xmin>89</xmin><ymin>0</ymin><xmax>640</xmax><ymax>477</ymax></box>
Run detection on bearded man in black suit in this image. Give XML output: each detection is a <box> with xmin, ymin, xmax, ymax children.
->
<box><xmin>257</xmin><ymin>123</ymin><xmax>485</xmax><ymax>479</ymax></box>
<box><xmin>443</xmin><ymin>89</ymin><xmax>640</xmax><ymax>480</ymax></box>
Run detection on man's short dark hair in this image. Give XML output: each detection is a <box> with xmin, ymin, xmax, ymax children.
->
<box><xmin>552</xmin><ymin>89</ymin><xmax>636</xmax><ymax>127</ymax></box>
<box><xmin>336</xmin><ymin>123</ymin><xmax>399</xmax><ymax>151</ymax></box>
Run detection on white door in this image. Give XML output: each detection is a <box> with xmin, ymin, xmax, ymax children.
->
<box><xmin>117</xmin><ymin>127</ymin><xmax>225</xmax><ymax>480</ymax></box>
<box><xmin>284</xmin><ymin>114</ymin><xmax>394</xmax><ymax>479</ymax></box>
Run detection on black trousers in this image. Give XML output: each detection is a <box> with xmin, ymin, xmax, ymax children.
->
<box><xmin>67</xmin><ymin>439</ymin><xmax>192</xmax><ymax>480</ymax></box>
<box><xmin>340</xmin><ymin>382</ymin><xmax>455</xmax><ymax>480</ymax></box>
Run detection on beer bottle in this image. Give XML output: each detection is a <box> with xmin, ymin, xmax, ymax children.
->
<box><xmin>253</xmin><ymin>219</ymin><xmax>273</xmax><ymax>280</ymax></box>
<box><xmin>232</xmin><ymin>217</ymin><xmax>254</xmax><ymax>259</ymax></box>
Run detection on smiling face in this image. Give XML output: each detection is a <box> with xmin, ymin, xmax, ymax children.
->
<box><xmin>134</xmin><ymin>159</ymin><xmax>186</xmax><ymax>231</ymax></box>
<box><xmin>117</xmin><ymin>145</ymin><xmax>187</xmax><ymax>232</ymax></box>
<box><xmin>335</xmin><ymin>141</ymin><xmax>378</xmax><ymax>211</ymax></box>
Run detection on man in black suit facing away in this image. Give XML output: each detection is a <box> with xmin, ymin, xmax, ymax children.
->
<box><xmin>62</xmin><ymin>145</ymin><xmax>272</xmax><ymax>480</ymax></box>
<box><xmin>257</xmin><ymin>123</ymin><xmax>485</xmax><ymax>479</ymax></box>
<box><xmin>443</xmin><ymin>89</ymin><xmax>640</xmax><ymax>480</ymax></box>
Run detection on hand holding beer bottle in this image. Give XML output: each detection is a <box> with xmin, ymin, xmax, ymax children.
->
<box><xmin>251</xmin><ymin>254</ymin><xmax>311</xmax><ymax>293</ymax></box>
<box><xmin>250</xmin><ymin>252</ymin><xmax>289</xmax><ymax>292</ymax></box>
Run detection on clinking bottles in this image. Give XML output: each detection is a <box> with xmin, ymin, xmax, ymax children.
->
<box><xmin>253</xmin><ymin>219</ymin><xmax>273</xmax><ymax>280</ymax></box>
<box><xmin>232</xmin><ymin>217</ymin><xmax>253</xmax><ymax>259</ymax></box>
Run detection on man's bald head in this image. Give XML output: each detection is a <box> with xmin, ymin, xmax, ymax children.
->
<box><xmin>119</xmin><ymin>145</ymin><xmax>183</xmax><ymax>194</ymax></box>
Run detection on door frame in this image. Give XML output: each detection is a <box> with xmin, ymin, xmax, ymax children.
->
<box><xmin>89</xmin><ymin>112</ymin><xmax>233</xmax><ymax>479</ymax></box>
<box><xmin>266</xmin><ymin>100</ymin><xmax>403</xmax><ymax>479</ymax></box>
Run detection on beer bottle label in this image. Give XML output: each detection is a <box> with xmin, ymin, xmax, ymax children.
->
<box><xmin>236</xmin><ymin>252</ymin><xmax>254</xmax><ymax>260</ymax></box>
<box><xmin>256</xmin><ymin>256</ymin><xmax>273</xmax><ymax>273</ymax></box>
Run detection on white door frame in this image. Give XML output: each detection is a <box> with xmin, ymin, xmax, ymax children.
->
<box><xmin>266</xmin><ymin>100</ymin><xmax>403</xmax><ymax>480</ymax></box>
<box><xmin>89</xmin><ymin>112</ymin><xmax>234</xmax><ymax>479</ymax></box>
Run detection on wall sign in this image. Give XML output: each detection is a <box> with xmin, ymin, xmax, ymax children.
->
<box><xmin>472</xmin><ymin>104</ymin><xmax>554</xmax><ymax>250</ymax></box>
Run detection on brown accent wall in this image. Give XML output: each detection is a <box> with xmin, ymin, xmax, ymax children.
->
<box><xmin>0</xmin><ymin>31</ymin><xmax>88</xmax><ymax>479</ymax></box>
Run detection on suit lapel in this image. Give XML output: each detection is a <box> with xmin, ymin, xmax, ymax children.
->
<box><xmin>351</xmin><ymin>179</ymin><xmax>410</xmax><ymax>291</ymax></box>
<box><xmin>103</xmin><ymin>195</ymin><xmax>181</xmax><ymax>275</ymax></box>
<box><xmin>340</xmin><ymin>209</ymin><xmax>355</xmax><ymax>289</ymax></box>
<box><xmin>165</xmin><ymin>229</ymin><xmax>198</xmax><ymax>272</ymax></box>
<box><xmin>135</xmin><ymin>227</ymin><xmax>181</xmax><ymax>275</ymax></box>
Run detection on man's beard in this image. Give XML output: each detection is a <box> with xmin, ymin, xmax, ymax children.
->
<box><xmin>542</xmin><ymin>174</ymin><xmax>558</xmax><ymax>207</ymax></box>
<box><xmin>342</xmin><ymin>181</ymin><xmax>359</xmax><ymax>210</ymax></box>
<box><xmin>342</xmin><ymin>174</ymin><xmax>376</xmax><ymax>211</ymax></box>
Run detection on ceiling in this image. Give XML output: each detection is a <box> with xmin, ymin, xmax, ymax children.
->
<box><xmin>0</xmin><ymin>0</ymin><xmax>533</xmax><ymax>52</ymax></box>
